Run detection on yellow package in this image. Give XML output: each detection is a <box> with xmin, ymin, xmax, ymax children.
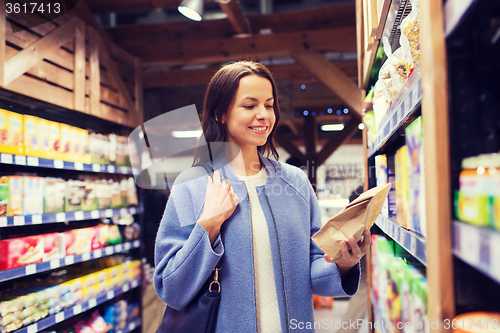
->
<box><xmin>37</xmin><ymin>118</ymin><xmax>50</xmax><ymax>158</ymax></box>
<box><xmin>0</xmin><ymin>109</ymin><xmax>23</xmax><ymax>155</ymax></box>
<box><xmin>57</xmin><ymin>123</ymin><xmax>74</xmax><ymax>161</ymax></box>
<box><xmin>47</xmin><ymin>120</ymin><xmax>61</xmax><ymax>159</ymax></box>
<box><xmin>23</xmin><ymin>115</ymin><xmax>42</xmax><ymax>157</ymax></box>
<box><xmin>77</xmin><ymin>128</ymin><xmax>91</xmax><ymax>164</ymax></box>
<box><xmin>8</xmin><ymin>176</ymin><xmax>23</xmax><ymax>216</ymax></box>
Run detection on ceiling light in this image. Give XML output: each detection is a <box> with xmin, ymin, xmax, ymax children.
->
<box><xmin>321</xmin><ymin>124</ymin><xmax>345</xmax><ymax>131</ymax></box>
<box><xmin>178</xmin><ymin>0</ymin><xmax>203</xmax><ymax>21</ymax></box>
<box><xmin>172</xmin><ymin>130</ymin><xmax>203</xmax><ymax>138</ymax></box>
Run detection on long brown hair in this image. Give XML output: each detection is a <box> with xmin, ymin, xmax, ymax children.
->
<box><xmin>194</xmin><ymin>61</ymin><xmax>280</xmax><ymax>165</ymax></box>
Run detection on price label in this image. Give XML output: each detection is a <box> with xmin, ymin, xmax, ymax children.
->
<box><xmin>105</xmin><ymin>209</ymin><xmax>113</xmax><ymax>217</ymax></box>
<box><xmin>74</xmin><ymin>211</ymin><xmax>84</xmax><ymax>221</ymax></box>
<box><xmin>115</xmin><ymin>244</ymin><xmax>123</xmax><ymax>252</ymax></box>
<box><xmin>130</xmin><ymin>207</ymin><xmax>136</xmax><ymax>214</ymax></box>
<box><xmin>129</xmin><ymin>322</ymin><xmax>136</xmax><ymax>331</ymax></box>
<box><xmin>120</xmin><ymin>167</ymin><xmax>128</xmax><ymax>174</ymax></box>
<box><xmin>120</xmin><ymin>208</ymin><xmax>127</xmax><ymax>216</ymax></box>
<box><xmin>25</xmin><ymin>264</ymin><xmax>37</xmax><ymax>275</ymax></box>
<box><xmin>94</xmin><ymin>249</ymin><xmax>102</xmax><ymax>258</ymax></box>
<box><xmin>15</xmin><ymin>155</ymin><xmax>26</xmax><ymax>165</ymax></box>
<box><xmin>410</xmin><ymin>236</ymin><xmax>417</xmax><ymax>254</ymax></box>
<box><xmin>56</xmin><ymin>212</ymin><xmax>66</xmax><ymax>222</ymax></box>
<box><xmin>107</xmin><ymin>290</ymin><xmax>115</xmax><ymax>300</ymax></box>
<box><xmin>31</xmin><ymin>214</ymin><xmax>42</xmax><ymax>224</ymax></box>
<box><xmin>0</xmin><ymin>216</ymin><xmax>6</xmax><ymax>227</ymax></box>
<box><xmin>73</xmin><ymin>304</ymin><xmax>82</xmax><ymax>315</ymax></box>
<box><xmin>133</xmin><ymin>240</ymin><xmax>140</xmax><ymax>248</ymax></box>
<box><xmin>65</xmin><ymin>255</ymin><xmax>75</xmax><ymax>265</ymax></box>
<box><xmin>490</xmin><ymin>233</ymin><xmax>500</xmax><ymax>280</ymax></box>
<box><xmin>1</xmin><ymin>153</ymin><xmax>13</xmax><ymax>164</ymax></box>
<box><xmin>50</xmin><ymin>259</ymin><xmax>60</xmax><ymax>269</ymax></box>
<box><xmin>399</xmin><ymin>230</ymin><xmax>405</xmax><ymax>244</ymax></box>
<box><xmin>55</xmin><ymin>311</ymin><xmax>65</xmax><ymax>323</ymax></box>
<box><xmin>122</xmin><ymin>283</ymin><xmax>130</xmax><ymax>292</ymax></box>
<box><xmin>82</xmin><ymin>252</ymin><xmax>91</xmax><ymax>261</ymax></box>
<box><xmin>74</xmin><ymin>162</ymin><xmax>84</xmax><ymax>171</ymax></box>
<box><xmin>27</xmin><ymin>156</ymin><xmax>39</xmax><ymax>166</ymax></box>
<box><xmin>393</xmin><ymin>227</ymin><xmax>399</xmax><ymax>243</ymax></box>
<box><xmin>91</xmin><ymin>210</ymin><xmax>100</xmax><ymax>219</ymax></box>
<box><xmin>13</xmin><ymin>216</ymin><xmax>25</xmax><ymax>226</ymax></box>
<box><xmin>27</xmin><ymin>323</ymin><xmax>38</xmax><ymax>333</ymax></box>
<box><xmin>105</xmin><ymin>247</ymin><xmax>114</xmax><ymax>255</ymax></box>
<box><xmin>124</xmin><ymin>242</ymin><xmax>131</xmax><ymax>251</ymax></box>
<box><xmin>92</xmin><ymin>164</ymin><xmax>101</xmax><ymax>172</ymax></box>
<box><xmin>89</xmin><ymin>298</ymin><xmax>97</xmax><ymax>308</ymax></box>
<box><xmin>131</xmin><ymin>280</ymin><xmax>139</xmax><ymax>288</ymax></box>
<box><xmin>54</xmin><ymin>159</ymin><xmax>64</xmax><ymax>169</ymax></box>
<box><xmin>107</xmin><ymin>165</ymin><xmax>116</xmax><ymax>173</ymax></box>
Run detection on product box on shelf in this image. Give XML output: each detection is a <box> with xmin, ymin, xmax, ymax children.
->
<box><xmin>116</xmin><ymin>135</ymin><xmax>130</xmax><ymax>167</ymax></box>
<box><xmin>395</xmin><ymin>146</ymin><xmax>409</xmax><ymax>228</ymax></box>
<box><xmin>127</xmin><ymin>177</ymin><xmax>138</xmax><ymax>206</ymax></box>
<box><xmin>81</xmin><ymin>180</ymin><xmax>98</xmax><ymax>211</ymax></box>
<box><xmin>0</xmin><ymin>235</ymin><xmax>44</xmax><ymax>270</ymax></box>
<box><xmin>110</xmin><ymin>180</ymin><xmax>123</xmax><ymax>208</ymax></box>
<box><xmin>375</xmin><ymin>155</ymin><xmax>390</xmax><ymax>217</ymax></box>
<box><xmin>89</xmin><ymin>133</ymin><xmax>110</xmax><ymax>165</ymax></box>
<box><xmin>0</xmin><ymin>176</ymin><xmax>8</xmax><ymax>216</ymax></box>
<box><xmin>0</xmin><ymin>109</ymin><xmax>23</xmax><ymax>155</ymax></box>
<box><xmin>58</xmin><ymin>123</ymin><xmax>75</xmax><ymax>162</ymax></box>
<box><xmin>37</xmin><ymin>117</ymin><xmax>50</xmax><ymax>157</ymax></box>
<box><xmin>22</xmin><ymin>176</ymin><xmax>44</xmax><ymax>216</ymax></box>
<box><xmin>65</xmin><ymin>180</ymin><xmax>86</xmax><ymax>212</ymax></box>
<box><xmin>406</xmin><ymin>117</ymin><xmax>427</xmax><ymax>236</ymax></box>
<box><xmin>23</xmin><ymin>115</ymin><xmax>43</xmax><ymax>158</ymax></box>
<box><xmin>96</xmin><ymin>180</ymin><xmax>112</xmax><ymax>210</ymax></box>
<box><xmin>8</xmin><ymin>176</ymin><xmax>23</xmax><ymax>216</ymax></box>
<box><xmin>76</xmin><ymin>127</ymin><xmax>91</xmax><ymax>164</ymax></box>
<box><xmin>43</xmin><ymin>177</ymin><xmax>66</xmax><ymax>213</ymax></box>
<box><xmin>47</xmin><ymin>120</ymin><xmax>61</xmax><ymax>159</ymax></box>
<box><xmin>42</xmin><ymin>233</ymin><xmax>64</xmax><ymax>261</ymax></box>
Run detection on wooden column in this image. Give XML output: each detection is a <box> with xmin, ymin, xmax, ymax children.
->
<box><xmin>74</xmin><ymin>21</ymin><xmax>86</xmax><ymax>112</ymax></box>
<box><xmin>88</xmin><ymin>26</ymin><xmax>100</xmax><ymax>116</ymax></box>
<box><xmin>420</xmin><ymin>0</ymin><xmax>455</xmax><ymax>330</ymax></box>
<box><xmin>0</xmin><ymin>2</ymin><xmax>5</xmax><ymax>87</ymax></box>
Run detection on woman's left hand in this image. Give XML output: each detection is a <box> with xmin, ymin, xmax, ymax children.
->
<box><xmin>324</xmin><ymin>229</ymin><xmax>371</xmax><ymax>276</ymax></box>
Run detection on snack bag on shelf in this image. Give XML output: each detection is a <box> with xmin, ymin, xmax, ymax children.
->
<box><xmin>380</xmin><ymin>37</ymin><xmax>413</xmax><ymax>104</ymax></box>
<box><xmin>400</xmin><ymin>0</ymin><xmax>421</xmax><ymax>68</ymax></box>
<box><xmin>116</xmin><ymin>136</ymin><xmax>130</xmax><ymax>167</ymax></box>
<box><xmin>89</xmin><ymin>133</ymin><xmax>110</xmax><ymax>165</ymax></box>
<box><xmin>363</xmin><ymin>110</ymin><xmax>377</xmax><ymax>147</ymax></box>
<box><xmin>65</xmin><ymin>180</ymin><xmax>86</xmax><ymax>212</ymax></box>
<box><xmin>42</xmin><ymin>233</ymin><xmax>64</xmax><ymax>262</ymax></box>
<box><xmin>372</xmin><ymin>80</ymin><xmax>389</xmax><ymax>130</ymax></box>
<box><xmin>0</xmin><ymin>176</ymin><xmax>8</xmax><ymax>217</ymax></box>
<box><xmin>0</xmin><ymin>109</ymin><xmax>23</xmax><ymax>155</ymax></box>
<box><xmin>110</xmin><ymin>179</ymin><xmax>123</xmax><ymax>208</ymax></box>
<box><xmin>127</xmin><ymin>177</ymin><xmax>138</xmax><ymax>206</ymax></box>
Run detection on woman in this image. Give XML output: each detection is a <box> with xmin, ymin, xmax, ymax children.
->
<box><xmin>154</xmin><ymin>61</ymin><xmax>370</xmax><ymax>332</ymax></box>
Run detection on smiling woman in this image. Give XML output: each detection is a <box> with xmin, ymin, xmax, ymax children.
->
<box><xmin>154</xmin><ymin>60</ymin><xmax>370</xmax><ymax>333</ymax></box>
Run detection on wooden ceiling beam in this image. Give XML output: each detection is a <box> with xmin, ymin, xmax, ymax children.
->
<box><xmin>292</xmin><ymin>50</ymin><xmax>363</xmax><ymax>119</ymax></box>
<box><xmin>218</xmin><ymin>0</ymin><xmax>249</xmax><ymax>34</ymax></box>
<box><xmin>317</xmin><ymin>117</ymin><xmax>360</xmax><ymax>166</ymax></box>
<box><xmin>132</xmin><ymin>27</ymin><xmax>356</xmax><ymax>67</ymax></box>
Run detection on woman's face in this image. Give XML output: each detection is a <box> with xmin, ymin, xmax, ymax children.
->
<box><xmin>222</xmin><ymin>75</ymin><xmax>276</xmax><ymax>150</ymax></box>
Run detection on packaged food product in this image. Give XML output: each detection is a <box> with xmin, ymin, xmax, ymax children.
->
<box><xmin>395</xmin><ymin>146</ymin><xmax>409</xmax><ymax>228</ymax></box>
<box><xmin>127</xmin><ymin>177</ymin><xmax>138</xmax><ymax>206</ymax></box>
<box><xmin>0</xmin><ymin>176</ymin><xmax>8</xmax><ymax>217</ymax></box>
<box><xmin>0</xmin><ymin>109</ymin><xmax>23</xmax><ymax>155</ymax></box>
<box><xmin>110</xmin><ymin>179</ymin><xmax>123</xmax><ymax>208</ymax></box>
<box><xmin>0</xmin><ymin>235</ymin><xmax>44</xmax><ymax>270</ymax></box>
<box><xmin>400</xmin><ymin>0</ymin><xmax>421</xmax><ymax>67</ymax></box>
<box><xmin>22</xmin><ymin>176</ymin><xmax>44</xmax><ymax>216</ymax></box>
<box><xmin>81</xmin><ymin>180</ymin><xmax>97</xmax><ymax>211</ymax></box>
<box><xmin>96</xmin><ymin>180</ymin><xmax>112</xmax><ymax>210</ymax></box>
<box><xmin>116</xmin><ymin>135</ymin><xmax>130</xmax><ymax>167</ymax></box>
<box><xmin>379</xmin><ymin>37</ymin><xmax>412</xmax><ymax>103</ymax></box>
<box><xmin>43</xmin><ymin>178</ymin><xmax>66</xmax><ymax>213</ymax></box>
<box><xmin>89</xmin><ymin>133</ymin><xmax>110</xmax><ymax>165</ymax></box>
<box><xmin>65</xmin><ymin>180</ymin><xmax>86</xmax><ymax>212</ymax></box>
<box><xmin>58</xmin><ymin>123</ymin><xmax>74</xmax><ymax>161</ymax></box>
<box><xmin>23</xmin><ymin>115</ymin><xmax>42</xmax><ymax>157</ymax></box>
<box><xmin>8</xmin><ymin>176</ymin><xmax>23</xmax><ymax>216</ymax></box>
<box><xmin>47</xmin><ymin>120</ymin><xmax>61</xmax><ymax>159</ymax></box>
<box><xmin>372</xmin><ymin>80</ymin><xmax>389</xmax><ymax>129</ymax></box>
<box><xmin>37</xmin><ymin>117</ymin><xmax>50</xmax><ymax>157</ymax></box>
<box><xmin>108</xmin><ymin>225</ymin><xmax>123</xmax><ymax>245</ymax></box>
<box><xmin>98</xmin><ymin>224</ymin><xmax>110</xmax><ymax>247</ymax></box>
<box><xmin>42</xmin><ymin>233</ymin><xmax>64</xmax><ymax>262</ymax></box>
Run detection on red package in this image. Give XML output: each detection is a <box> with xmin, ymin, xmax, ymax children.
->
<box><xmin>0</xmin><ymin>235</ymin><xmax>44</xmax><ymax>270</ymax></box>
<box><xmin>42</xmin><ymin>233</ymin><xmax>63</xmax><ymax>261</ymax></box>
<box><xmin>89</xmin><ymin>226</ymin><xmax>102</xmax><ymax>251</ymax></box>
<box><xmin>63</xmin><ymin>230</ymin><xmax>77</xmax><ymax>256</ymax></box>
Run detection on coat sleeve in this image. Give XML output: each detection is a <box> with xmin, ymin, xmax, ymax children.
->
<box><xmin>154</xmin><ymin>170</ymin><xmax>224</xmax><ymax>310</ymax></box>
<box><xmin>307</xmin><ymin>179</ymin><xmax>360</xmax><ymax>297</ymax></box>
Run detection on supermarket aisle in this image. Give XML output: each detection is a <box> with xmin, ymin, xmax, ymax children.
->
<box><xmin>314</xmin><ymin>300</ymin><xmax>369</xmax><ymax>333</ymax></box>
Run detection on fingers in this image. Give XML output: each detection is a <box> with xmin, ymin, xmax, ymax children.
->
<box><xmin>212</xmin><ymin>170</ymin><xmax>221</xmax><ymax>184</ymax></box>
<box><xmin>340</xmin><ymin>241</ymin><xmax>352</xmax><ymax>261</ymax></box>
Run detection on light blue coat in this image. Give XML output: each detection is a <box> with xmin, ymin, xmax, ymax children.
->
<box><xmin>154</xmin><ymin>153</ymin><xmax>360</xmax><ymax>332</ymax></box>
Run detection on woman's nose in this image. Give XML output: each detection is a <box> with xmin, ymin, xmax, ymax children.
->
<box><xmin>255</xmin><ymin>105</ymin><xmax>269</xmax><ymax>119</ymax></box>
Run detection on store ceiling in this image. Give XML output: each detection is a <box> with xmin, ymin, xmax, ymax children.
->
<box><xmin>79</xmin><ymin>0</ymin><xmax>362</xmax><ymax>158</ymax></box>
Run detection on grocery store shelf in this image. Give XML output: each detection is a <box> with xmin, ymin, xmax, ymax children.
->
<box><xmin>370</xmin><ymin>291</ymin><xmax>389</xmax><ymax>333</ymax></box>
<box><xmin>453</xmin><ymin>220</ymin><xmax>500</xmax><ymax>284</ymax></box>
<box><xmin>444</xmin><ymin>0</ymin><xmax>478</xmax><ymax>37</ymax></box>
<box><xmin>0</xmin><ymin>206</ymin><xmax>142</xmax><ymax>228</ymax></box>
<box><xmin>117</xmin><ymin>317</ymin><xmax>142</xmax><ymax>333</ymax></box>
<box><xmin>367</xmin><ymin>72</ymin><xmax>422</xmax><ymax>159</ymax></box>
<box><xmin>375</xmin><ymin>214</ymin><xmax>427</xmax><ymax>266</ymax></box>
<box><xmin>0</xmin><ymin>153</ymin><xmax>139</xmax><ymax>175</ymax></box>
<box><xmin>0</xmin><ymin>240</ymin><xmax>141</xmax><ymax>283</ymax></box>
<box><xmin>13</xmin><ymin>279</ymin><xmax>141</xmax><ymax>333</ymax></box>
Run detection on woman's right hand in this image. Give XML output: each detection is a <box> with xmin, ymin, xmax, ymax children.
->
<box><xmin>198</xmin><ymin>170</ymin><xmax>239</xmax><ymax>244</ymax></box>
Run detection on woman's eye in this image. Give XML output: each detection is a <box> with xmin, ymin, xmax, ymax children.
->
<box><xmin>244</xmin><ymin>105</ymin><xmax>254</xmax><ymax>109</ymax></box>
<box><xmin>266</xmin><ymin>105</ymin><xmax>273</xmax><ymax>109</ymax></box>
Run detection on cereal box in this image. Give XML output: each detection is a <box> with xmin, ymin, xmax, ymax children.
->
<box><xmin>0</xmin><ymin>235</ymin><xmax>44</xmax><ymax>270</ymax></box>
<box><xmin>76</xmin><ymin>128</ymin><xmax>90</xmax><ymax>164</ymax></box>
<box><xmin>8</xmin><ymin>176</ymin><xmax>23</xmax><ymax>216</ymax></box>
<box><xmin>23</xmin><ymin>176</ymin><xmax>44</xmax><ymax>216</ymax></box>
<box><xmin>23</xmin><ymin>115</ymin><xmax>42</xmax><ymax>157</ymax></box>
<box><xmin>47</xmin><ymin>120</ymin><xmax>61</xmax><ymax>159</ymax></box>
<box><xmin>0</xmin><ymin>176</ymin><xmax>8</xmax><ymax>217</ymax></box>
<box><xmin>58</xmin><ymin>123</ymin><xmax>74</xmax><ymax>161</ymax></box>
<box><xmin>0</xmin><ymin>109</ymin><xmax>23</xmax><ymax>155</ymax></box>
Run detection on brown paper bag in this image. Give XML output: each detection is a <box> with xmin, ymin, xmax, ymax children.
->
<box><xmin>312</xmin><ymin>183</ymin><xmax>391</xmax><ymax>260</ymax></box>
